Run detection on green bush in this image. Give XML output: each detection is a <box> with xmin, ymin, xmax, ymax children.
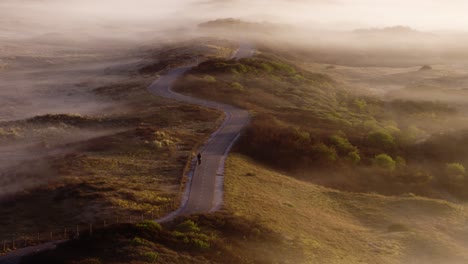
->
<box><xmin>353</xmin><ymin>99</ymin><xmax>367</xmax><ymax>112</ymax></box>
<box><xmin>191</xmin><ymin>238</ymin><xmax>210</xmax><ymax>250</ymax></box>
<box><xmin>373</xmin><ymin>154</ymin><xmax>396</xmax><ymax>171</ymax></box>
<box><xmin>176</xmin><ymin>220</ymin><xmax>200</xmax><ymax>233</ymax></box>
<box><xmin>203</xmin><ymin>75</ymin><xmax>216</xmax><ymax>83</ymax></box>
<box><xmin>271</xmin><ymin>61</ymin><xmax>296</xmax><ymax>75</ymax></box>
<box><xmin>141</xmin><ymin>252</ymin><xmax>158</xmax><ymax>262</ymax></box>
<box><xmin>401</xmin><ymin>125</ymin><xmax>427</xmax><ymax>144</ymax></box>
<box><xmin>132</xmin><ymin>237</ymin><xmax>150</xmax><ymax>246</ymax></box>
<box><xmin>395</xmin><ymin>156</ymin><xmax>407</xmax><ymax>169</ymax></box>
<box><xmin>346</xmin><ymin>151</ymin><xmax>361</xmax><ymax>165</ymax></box>
<box><xmin>260</xmin><ymin>63</ymin><xmax>274</xmax><ymax>73</ymax></box>
<box><xmin>329</xmin><ymin>134</ymin><xmax>357</xmax><ymax>155</ymax></box>
<box><xmin>136</xmin><ymin>221</ymin><xmax>162</xmax><ymax>232</ymax></box>
<box><xmin>311</xmin><ymin>143</ymin><xmax>337</xmax><ymax>165</ymax></box>
<box><xmin>446</xmin><ymin>163</ymin><xmax>465</xmax><ymax>176</ymax></box>
<box><xmin>368</xmin><ymin>131</ymin><xmax>395</xmax><ymax>149</ymax></box>
<box><xmin>445</xmin><ymin>163</ymin><xmax>466</xmax><ymax>183</ymax></box>
<box><xmin>231</xmin><ymin>82</ymin><xmax>245</xmax><ymax>92</ymax></box>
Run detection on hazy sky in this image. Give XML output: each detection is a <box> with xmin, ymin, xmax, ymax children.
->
<box><xmin>1</xmin><ymin>0</ymin><xmax>467</xmax><ymax>33</ymax></box>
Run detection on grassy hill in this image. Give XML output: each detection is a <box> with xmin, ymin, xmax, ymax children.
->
<box><xmin>22</xmin><ymin>154</ymin><xmax>468</xmax><ymax>264</ymax></box>
<box><xmin>224</xmin><ymin>154</ymin><xmax>468</xmax><ymax>264</ymax></box>
<box><xmin>174</xmin><ymin>50</ymin><xmax>468</xmax><ymax>200</ymax></box>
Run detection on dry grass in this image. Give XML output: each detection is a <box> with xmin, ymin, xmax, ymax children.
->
<box><xmin>224</xmin><ymin>154</ymin><xmax>468</xmax><ymax>264</ymax></box>
<box><xmin>0</xmin><ymin>78</ymin><xmax>224</xmax><ymax>242</ymax></box>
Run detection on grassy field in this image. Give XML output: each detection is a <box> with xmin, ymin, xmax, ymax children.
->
<box><xmin>224</xmin><ymin>154</ymin><xmax>468</xmax><ymax>264</ymax></box>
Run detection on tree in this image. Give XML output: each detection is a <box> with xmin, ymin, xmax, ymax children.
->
<box><xmin>373</xmin><ymin>154</ymin><xmax>396</xmax><ymax>171</ymax></box>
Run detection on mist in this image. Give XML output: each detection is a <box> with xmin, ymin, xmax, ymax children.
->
<box><xmin>3</xmin><ymin>0</ymin><xmax>468</xmax><ymax>67</ymax></box>
<box><xmin>3</xmin><ymin>0</ymin><xmax>468</xmax><ymax>39</ymax></box>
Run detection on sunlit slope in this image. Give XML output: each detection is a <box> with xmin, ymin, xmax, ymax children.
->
<box><xmin>225</xmin><ymin>154</ymin><xmax>468</xmax><ymax>264</ymax></box>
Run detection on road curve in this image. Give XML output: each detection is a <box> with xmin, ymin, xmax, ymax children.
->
<box><xmin>150</xmin><ymin>49</ymin><xmax>252</xmax><ymax>219</ymax></box>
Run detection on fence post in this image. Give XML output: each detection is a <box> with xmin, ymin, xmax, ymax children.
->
<box><xmin>12</xmin><ymin>237</ymin><xmax>15</xmax><ymax>249</ymax></box>
<box><xmin>76</xmin><ymin>225</ymin><xmax>80</xmax><ymax>237</ymax></box>
<box><xmin>64</xmin><ymin>228</ymin><xmax>67</xmax><ymax>239</ymax></box>
<box><xmin>89</xmin><ymin>224</ymin><xmax>93</xmax><ymax>236</ymax></box>
<box><xmin>3</xmin><ymin>240</ymin><xmax>5</xmax><ymax>252</ymax></box>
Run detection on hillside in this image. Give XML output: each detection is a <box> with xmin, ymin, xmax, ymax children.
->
<box><xmin>224</xmin><ymin>154</ymin><xmax>468</xmax><ymax>264</ymax></box>
<box><xmin>21</xmin><ymin>154</ymin><xmax>468</xmax><ymax>264</ymax></box>
<box><xmin>173</xmin><ymin>50</ymin><xmax>468</xmax><ymax>200</ymax></box>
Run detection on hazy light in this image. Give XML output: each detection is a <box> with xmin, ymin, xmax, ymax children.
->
<box><xmin>1</xmin><ymin>0</ymin><xmax>468</xmax><ymax>33</ymax></box>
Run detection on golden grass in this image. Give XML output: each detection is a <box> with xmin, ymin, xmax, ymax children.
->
<box><xmin>224</xmin><ymin>154</ymin><xmax>468</xmax><ymax>264</ymax></box>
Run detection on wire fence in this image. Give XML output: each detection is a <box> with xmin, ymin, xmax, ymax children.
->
<box><xmin>0</xmin><ymin>154</ymin><xmax>192</xmax><ymax>256</ymax></box>
<box><xmin>0</xmin><ymin>206</ymin><xmax>177</xmax><ymax>255</ymax></box>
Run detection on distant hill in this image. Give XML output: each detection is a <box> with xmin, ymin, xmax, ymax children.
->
<box><xmin>353</xmin><ymin>26</ymin><xmax>433</xmax><ymax>37</ymax></box>
<box><xmin>198</xmin><ymin>18</ymin><xmax>290</xmax><ymax>33</ymax></box>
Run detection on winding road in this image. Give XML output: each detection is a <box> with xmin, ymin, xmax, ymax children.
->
<box><xmin>152</xmin><ymin>45</ymin><xmax>253</xmax><ymax>220</ymax></box>
<box><xmin>0</xmin><ymin>44</ymin><xmax>254</xmax><ymax>264</ymax></box>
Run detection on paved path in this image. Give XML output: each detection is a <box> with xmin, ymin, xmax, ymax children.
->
<box><xmin>150</xmin><ymin>45</ymin><xmax>253</xmax><ymax>219</ymax></box>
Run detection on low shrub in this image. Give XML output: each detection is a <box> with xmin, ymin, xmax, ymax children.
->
<box><xmin>231</xmin><ymin>82</ymin><xmax>245</xmax><ymax>92</ymax></box>
<box><xmin>191</xmin><ymin>238</ymin><xmax>210</xmax><ymax>250</ymax></box>
<box><xmin>136</xmin><ymin>221</ymin><xmax>162</xmax><ymax>232</ymax></box>
<box><xmin>373</xmin><ymin>154</ymin><xmax>396</xmax><ymax>171</ymax></box>
<box><xmin>176</xmin><ymin>220</ymin><xmax>200</xmax><ymax>233</ymax></box>
<box><xmin>204</xmin><ymin>75</ymin><xmax>216</xmax><ymax>83</ymax></box>
<box><xmin>141</xmin><ymin>252</ymin><xmax>158</xmax><ymax>262</ymax></box>
<box><xmin>446</xmin><ymin>163</ymin><xmax>466</xmax><ymax>176</ymax></box>
<box><xmin>132</xmin><ymin>237</ymin><xmax>150</xmax><ymax>246</ymax></box>
<box><xmin>346</xmin><ymin>151</ymin><xmax>361</xmax><ymax>165</ymax></box>
<box><xmin>368</xmin><ymin>131</ymin><xmax>395</xmax><ymax>150</ymax></box>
